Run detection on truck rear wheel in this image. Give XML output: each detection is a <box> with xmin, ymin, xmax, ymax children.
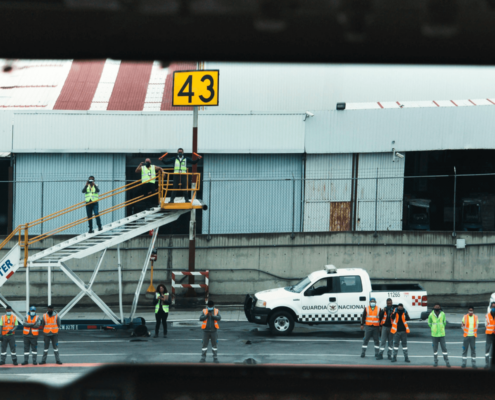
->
<box><xmin>269</xmin><ymin>310</ymin><xmax>295</xmax><ymax>336</ymax></box>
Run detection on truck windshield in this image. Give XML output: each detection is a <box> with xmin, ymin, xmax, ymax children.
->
<box><xmin>288</xmin><ymin>277</ymin><xmax>311</xmax><ymax>293</ymax></box>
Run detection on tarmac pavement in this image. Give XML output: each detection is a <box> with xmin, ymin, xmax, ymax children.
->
<box><xmin>0</xmin><ymin>306</ymin><xmax>489</xmax><ymax>388</ymax></box>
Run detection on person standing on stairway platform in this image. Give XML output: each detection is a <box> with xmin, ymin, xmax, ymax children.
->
<box><xmin>83</xmin><ymin>176</ymin><xmax>102</xmax><ymax>233</ymax></box>
<box><xmin>200</xmin><ymin>300</ymin><xmax>221</xmax><ymax>363</ymax></box>
<box><xmin>0</xmin><ymin>305</ymin><xmax>18</xmax><ymax>365</ymax></box>
<box><xmin>135</xmin><ymin>158</ymin><xmax>163</xmax><ymax>209</ymax></box>
<box><xmin>161</xmin><ymin>149</ymin><xmax>202</xmax><ymax>204</ymax></box>
<box><xmin>39</xmin><ymin>305</ymin><xmax>62</xmax><ymax>365</ymax></box>
<box><xmin>22</xmin><ymin>306</ymin><xmax>41</xmax><ymax>365</ymax></box>
<box><xmin>153</xmin><ymin>284</ymin><xmax>171</xmax><ymax>338</ymax></box>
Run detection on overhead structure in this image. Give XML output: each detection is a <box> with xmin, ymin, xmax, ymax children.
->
<box><xmin>0</xmin><ymin>171</ymin><xmax>206</xmax><ymax>324</ymax></box>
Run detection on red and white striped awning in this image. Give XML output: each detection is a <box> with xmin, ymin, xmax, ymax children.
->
<box><xmin>0</xmin><ymin>59</ymin><xmax>197</xmax><ymax>111</ymax></box>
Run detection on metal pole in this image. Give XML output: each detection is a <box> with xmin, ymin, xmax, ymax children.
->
<box><xmin>26</xmin><ymin>263</ymin><xmax>29</xmax><ymax>314</ymax></box>
<box><xmin>40</xmin><ymin>180</ymin><xmax>44</xmax><ymax>235</ymax></box>
<box><xmin>291</xmin><ymin>173</ymin><xmax>296</xmax><ymax>239</ymax></box>
<box><xmin>188</xmin><ymin>105</ymin><xmax>198</xmax><ymax>296</ymax></box>
<box><xmin>117</xmin><ymin>244</ymin><xmax>124</xmax><ymax>323</ymax></box>
<box><xmin>48</xmin><ymin>266</ymin><xmax>52</xmax><ymax>305</ymax></box>
<box><xmin>453</xmin><ymin>166</ymin><xmax>457</xmax><ymax>238</ymax></box>
<box><xmin>207</xmin><ymin>173</ymin><xmax>212</xmax><ymax>241</ymax></box>
<box><xmin>374</xmin><ymin>168</ymin><xmax>378</xmax><ymax>237</ymax></box>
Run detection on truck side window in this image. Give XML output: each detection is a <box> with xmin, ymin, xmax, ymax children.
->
<box><xmin>338</xmin><ymin>276</ymin><xmax>363</xmax><ymax>293</ymax></box>
<box><xmin>305</xmin><ymin>278</ymin><xmax>332</xmax><ymax>296</ymax></box>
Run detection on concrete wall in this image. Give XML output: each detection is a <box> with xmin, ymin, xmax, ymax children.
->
<box><xmin>1</xmin><ymin>231</ymin><xmax>494</xmax><ymax>306</ymax></box>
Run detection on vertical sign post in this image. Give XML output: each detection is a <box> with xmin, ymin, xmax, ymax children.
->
<box><xmin>173</xmin><ymin>70</ymin><xmax>219</xmax><ymax>299</ymax></box>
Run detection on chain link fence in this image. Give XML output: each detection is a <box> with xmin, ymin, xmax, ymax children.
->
<box><xmin>2</xmin><ymin>171</ymin><xmax>494</xmax><ymax>235</ymax></box>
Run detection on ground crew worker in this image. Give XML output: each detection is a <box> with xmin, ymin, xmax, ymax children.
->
<box><xmin>40</xmin><ymin>305</ymin><xmax>62</xmax><ymax>365</ymax></box>
<box><xmin>22</xmin><ymin>306</ymin><xmax>41</xmax><ymax>365</ymax></box>
<box><xmin>161</xmin><ymin>148</ymin><xmax>202</xmax><ymax>203</ymax></box>
<box><xmin>360</xmin><ymin>297</ymin><xmax>381</xmax><ymax>358</ymax></box>
<box><xmin>154</xmin><ymin>284</ymin><xmax>171</xmax><ymax>338</ymax></box>
<box><xmin>484</xmin><ymin>302</ymin><xmax>495</xmax><ymax>369</ymax></box>
<box><xmin>82</xmin><ymin>176</ymin><xmax>102</xmax><ymax>233</ymax></box>
<box><xmin>428</xmin><ymin>303</ymin><xmax>451</xmax><ymax>368</ymax></box>
<box><xmin>0</xmin><ymin>305</ymin><xmax>18</xmax><ymax>365</ymax></box>
<box><xmin>376</xmin><ymin>298</ymin><xmax>394</xmax><ymax>360</ymax></box>
<box><xmin>461</xmin><ymin>306</ymin><xmax>478</xmax><ymax>369</ymax></box>
<box><xmin>135</xmin><ymin>158</ymin><xmax>163</xmax><ymax>208</ymax></box>
<box><xmin>199</xmin><ymin>300</ymin><xmax>221</xmax><ymax>363</ymax></box>
<box><xmin>390</xmin><ymin>303</ymin><xmax>411</xmax><ymax>363</ymax></box>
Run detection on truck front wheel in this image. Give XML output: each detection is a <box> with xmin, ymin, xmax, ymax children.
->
<box><xmin>269</xmin><ymin>310</ymin><xmax>295</xmax><ymax>335</ymax></box>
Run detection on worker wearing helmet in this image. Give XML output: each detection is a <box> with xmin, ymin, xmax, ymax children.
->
<box><xmin>22</xmin><ymin>306</ymin><xmax>41</xmax><ymax>365</ymax></box>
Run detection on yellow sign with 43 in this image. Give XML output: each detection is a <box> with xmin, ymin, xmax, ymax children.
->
<box><xmin>172</xmin><ymin>70</ymin><xmax>219</xmax><ymax>106</ymax></box>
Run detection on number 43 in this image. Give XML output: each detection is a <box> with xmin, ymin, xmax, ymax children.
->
<box><xmin>178</xmin><ymin>75</ymin><xmax>215</xmax><ymax>103</ymax></box>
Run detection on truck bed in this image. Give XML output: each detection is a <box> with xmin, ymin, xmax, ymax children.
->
<box><xmin>371</xmin><ymin>283</ymin><xmax>425</xmax><ymax>291</ymax></box>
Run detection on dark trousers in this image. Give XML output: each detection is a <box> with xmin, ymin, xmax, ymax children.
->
<box><xmin>86</xmin><ymin>202</ymin><xmax>102</xmax><ymax>230</ymax></box>
<box><xmin>1</xmin><ymin>335</ymin><xmax>17</xmax><ymax>363</ymax></box>
<box><xmin>170</xmin><ymin>175</ymin><xmax>189</xmax><ymax>202</ymax></box>
<box><xmin>41</xmin><ymin>334</ymin><xmax>61</xmax><ymax>363</ymax></box>
<box><xmin>24</xmin><ymin>336</ymin><xmax>38</xmax><ymax>363</ymax></box>
<box><xmin>155</xmin><ymin>311</ymin><xmax>168</xmax><ymax>335</ymax></box>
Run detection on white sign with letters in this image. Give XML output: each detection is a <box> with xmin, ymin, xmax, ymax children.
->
<box><xmin>0</xmin><ymin>245</ymin><xmax>21</xmax><ymax>288</ymax></box>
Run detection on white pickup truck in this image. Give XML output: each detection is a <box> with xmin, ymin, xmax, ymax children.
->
<box><xmin>244</xmin><ymin>265</ymin><xmax>428</xmax><ymax>335</ymax></box>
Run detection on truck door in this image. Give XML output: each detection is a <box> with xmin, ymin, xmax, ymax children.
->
<box><xmin>332</xmin><ymin>275</ymin><xmax>366</xmax><ymax>320</ymax></box>
<box><xmin>300</xmin><ymin>278</ymin><xmax>334</xmax><ymax>322</ymax></box>
<box><xmin>300</xmin><ymin>275</ymin><xmax>365</xmax><ymax>323</ymax></box>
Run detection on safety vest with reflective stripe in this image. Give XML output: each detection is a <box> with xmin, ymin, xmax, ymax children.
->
<box><xmin>1</xmin><ymin>315</ymin><xmax>16</xmax><ymax>336</ymax></box>
<box><xmin>155</xmin><ymin>292</ymin><xmax>169</xmax><ymax>314</ymax></box>
<box><xmin>428</xmin><ymin>311</ymin><xmax>446</xmax><ymax>337</ymax></box>
<box><xmin>381</xmin><ymin>309</ymin><xmax>391</xmax><ymax>326</ymax></box>
<box><xmin>391</xmin><ymin>312</ymin><xmax>410</xmax><ymax>334</ymax></box>
<box><xmin>43</xmin><ymin>313</ymin><xmax>59</xmax><ymax>334</ymax></box>
<box><xmin>174</xmin><ymin>158</ymin><xmax>187</xmax><ymax>173</ymax></box>
<box><xmin>462</xmin><ymin>314</ymin><xmax>478</xmax><ymax>337</ymax></box>
<box><xmin>365</xmin><ymin>306</ymin><xmax>380</xmax><ymax>326</ymax></box>
<box><xmin>23</xmin><ymin>315</ymin><xmax>39</xmax><ymax>336</ymax></box>
<box><xmin>85</xmin><ymin>185</ymin><xmax>99</xmax><ymax>203</ymax></box>
<box><xmin>142</xmin><ymin>165</ymin><xmax>156</xmax><ymax>183</ymax></box>
<box><xmin>201</xmin><ymin>309</ymin><xmax>219</xmax><ymax>330</ymax></box>
<box><xmin>486</xmin><ymin>313</ymin><xmax>495</xmax><ymax>335</ymax></box>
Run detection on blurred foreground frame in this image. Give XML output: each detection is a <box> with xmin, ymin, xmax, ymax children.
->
<box><xmin>8</xmin><ymin>363</ymin><xmax>494</xmax><ymax>399</ymax></box>
<box><xmin>0</xmin><ymin>0</ymin><xmax>494</xmax><ymax>64</ymax></box>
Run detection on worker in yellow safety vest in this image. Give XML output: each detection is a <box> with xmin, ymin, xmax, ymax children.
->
<box><xmin>82</xmin><ymin>176</ymin><xmax>102</xmax><ymax>233</ymax></box>
<box><xmin>39</xmin><ymin>305</ymin><xmax>62</xmax><ymax>365</ymax></box>
<box><xmin>199</xmin><ymin>300</ymin><xmax>221</xmax><ymax>363</ymax></box>
<box><xmin>0</xmin><ymin>305</ymin><xmax>18</xmax><ymax>365</ymax></box>
<box><xmin>135</xmin><ymin>158</ymin><xmax>163</xmax><ymax>209</ymax></box>
<box><xmin>360</xmin><ymin>297</ymin><xmax>381</xmax><ymax>358</ymax></box>
<box><xmin>461</xmin><ymin>306</ymin><xmax>478</xmax><ymax>369</ymax></box>
<box><xmin>161</xmin><ymin>148</ymin><xmax>202</xmax><ymax>204</ymax></box>
<box><xmin>22</xmin><ymin>306</ymin><xmax>41</xmax><ymax>365</ymax></box>
<box><xmin>485</xmin><ymin>302</ymin><xmax>495</xmax><ymax>369</ymax></box>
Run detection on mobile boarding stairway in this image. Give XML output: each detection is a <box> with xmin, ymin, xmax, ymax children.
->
<box><xmin>0</xmin><ymin>170</ymin><xmax>206</xmax><ymax>328</ymax></box>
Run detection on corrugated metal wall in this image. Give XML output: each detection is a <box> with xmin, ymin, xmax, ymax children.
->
<box><xmin>356</xmin><ymin>153</ymin><xmax>405</xmax><ymax>231</ymax></box>
<box><xmin>305</xmin><ymin>106</ymin><xmax>495</xmax><ymax>154</ymax></box>
<box><xmin>0</xmin><ymin>111</ymin><xmax>13</xmax><ymax>152</ymax></box>
<box><xmin>14</xmin><ymin>154</ymin><xmax>126</xmax><ymax>235</ymax></box>
<box><xmin>303</xmin><ymin>154</ymin><xmax>353</xmax><ymax>232</ymax></box>
<box><xmin>202</xmin><ymin>154</ymin><xmax>303</xmax><ymax>234</ymax></box>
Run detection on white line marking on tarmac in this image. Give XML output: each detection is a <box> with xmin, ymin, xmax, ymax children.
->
<box><xmin>264</xmin><ymin>339</ymin><xmax>486</xmax><ymax>344</ymax></box>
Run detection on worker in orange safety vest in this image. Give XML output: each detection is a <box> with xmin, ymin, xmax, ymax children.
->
<box><xmin>22</xmin><ymin>305</ymin><xmax>41</xmax><ymax>365</ymax></box>
<box><xmin>360</xmin><ymin>297</ymin><xmax>381</xmax><ymax>358</ymax></box>
<box><xmin>485</xmin><ymin>302</ymin><xmax>495</xmax><ymax>369</ymax></box>
<box><xmin>390</xmin><ymin>303</ymin><xmax>411</xmax><ymax>363</ymax></box>
<box><xmin>461</xmin><ymin>306</ymin><xmax>478</xmax><ymax>369</ymax></box>
<box><xmin>0</xmin><ymin>305</ymin><xmax>18</xmax><ymax>365</ymax></box>
<box><xmin>199</xmin><ymin>300</ymin><xmax>221</xmax><ymax>363</ymax></box>
<box><xmin>39</xmin><ymin>305</ymin><xmax>62</xmax><ymax>365</ymax></box>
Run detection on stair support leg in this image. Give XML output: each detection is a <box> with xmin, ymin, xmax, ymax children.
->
<box><xmin>129</xmin><ymin>227</ymin><xmax>159</xmax><ymax>321</ymax></box>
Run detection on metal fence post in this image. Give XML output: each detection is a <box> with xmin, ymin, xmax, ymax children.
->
<box><xmin>453</xmin><ymin>166</ymin><xmax>457</xmax><ymax>237</ymax></box>
<box><xmin>40</xmin><ymin>178</ymin><xmax>44</xmax><ymax>235</ymax></box>
<box><xmin>374</xmin><ymin>168</ymin><xmax>379</xmax><ymax>237</ymax></box>
<box><xmin>291</xmin><ymin>173</ymin><xmax>296</xmax><ymax>239</ymax></box>
<box><xmin>207</xmin><ymin>174</ymin><xmax>212</xmax><ymax>241</ymax></box>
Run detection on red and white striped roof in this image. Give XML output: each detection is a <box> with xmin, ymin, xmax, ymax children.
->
<box><xmin>347</xmin><ymin>99</ymin><xmax>495</xmax><ymax>110</ymax></box>
<box><xmin>0</xmin><ymin>59</ymin><xmax>196</xmax><ymax>111</ymax></box>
